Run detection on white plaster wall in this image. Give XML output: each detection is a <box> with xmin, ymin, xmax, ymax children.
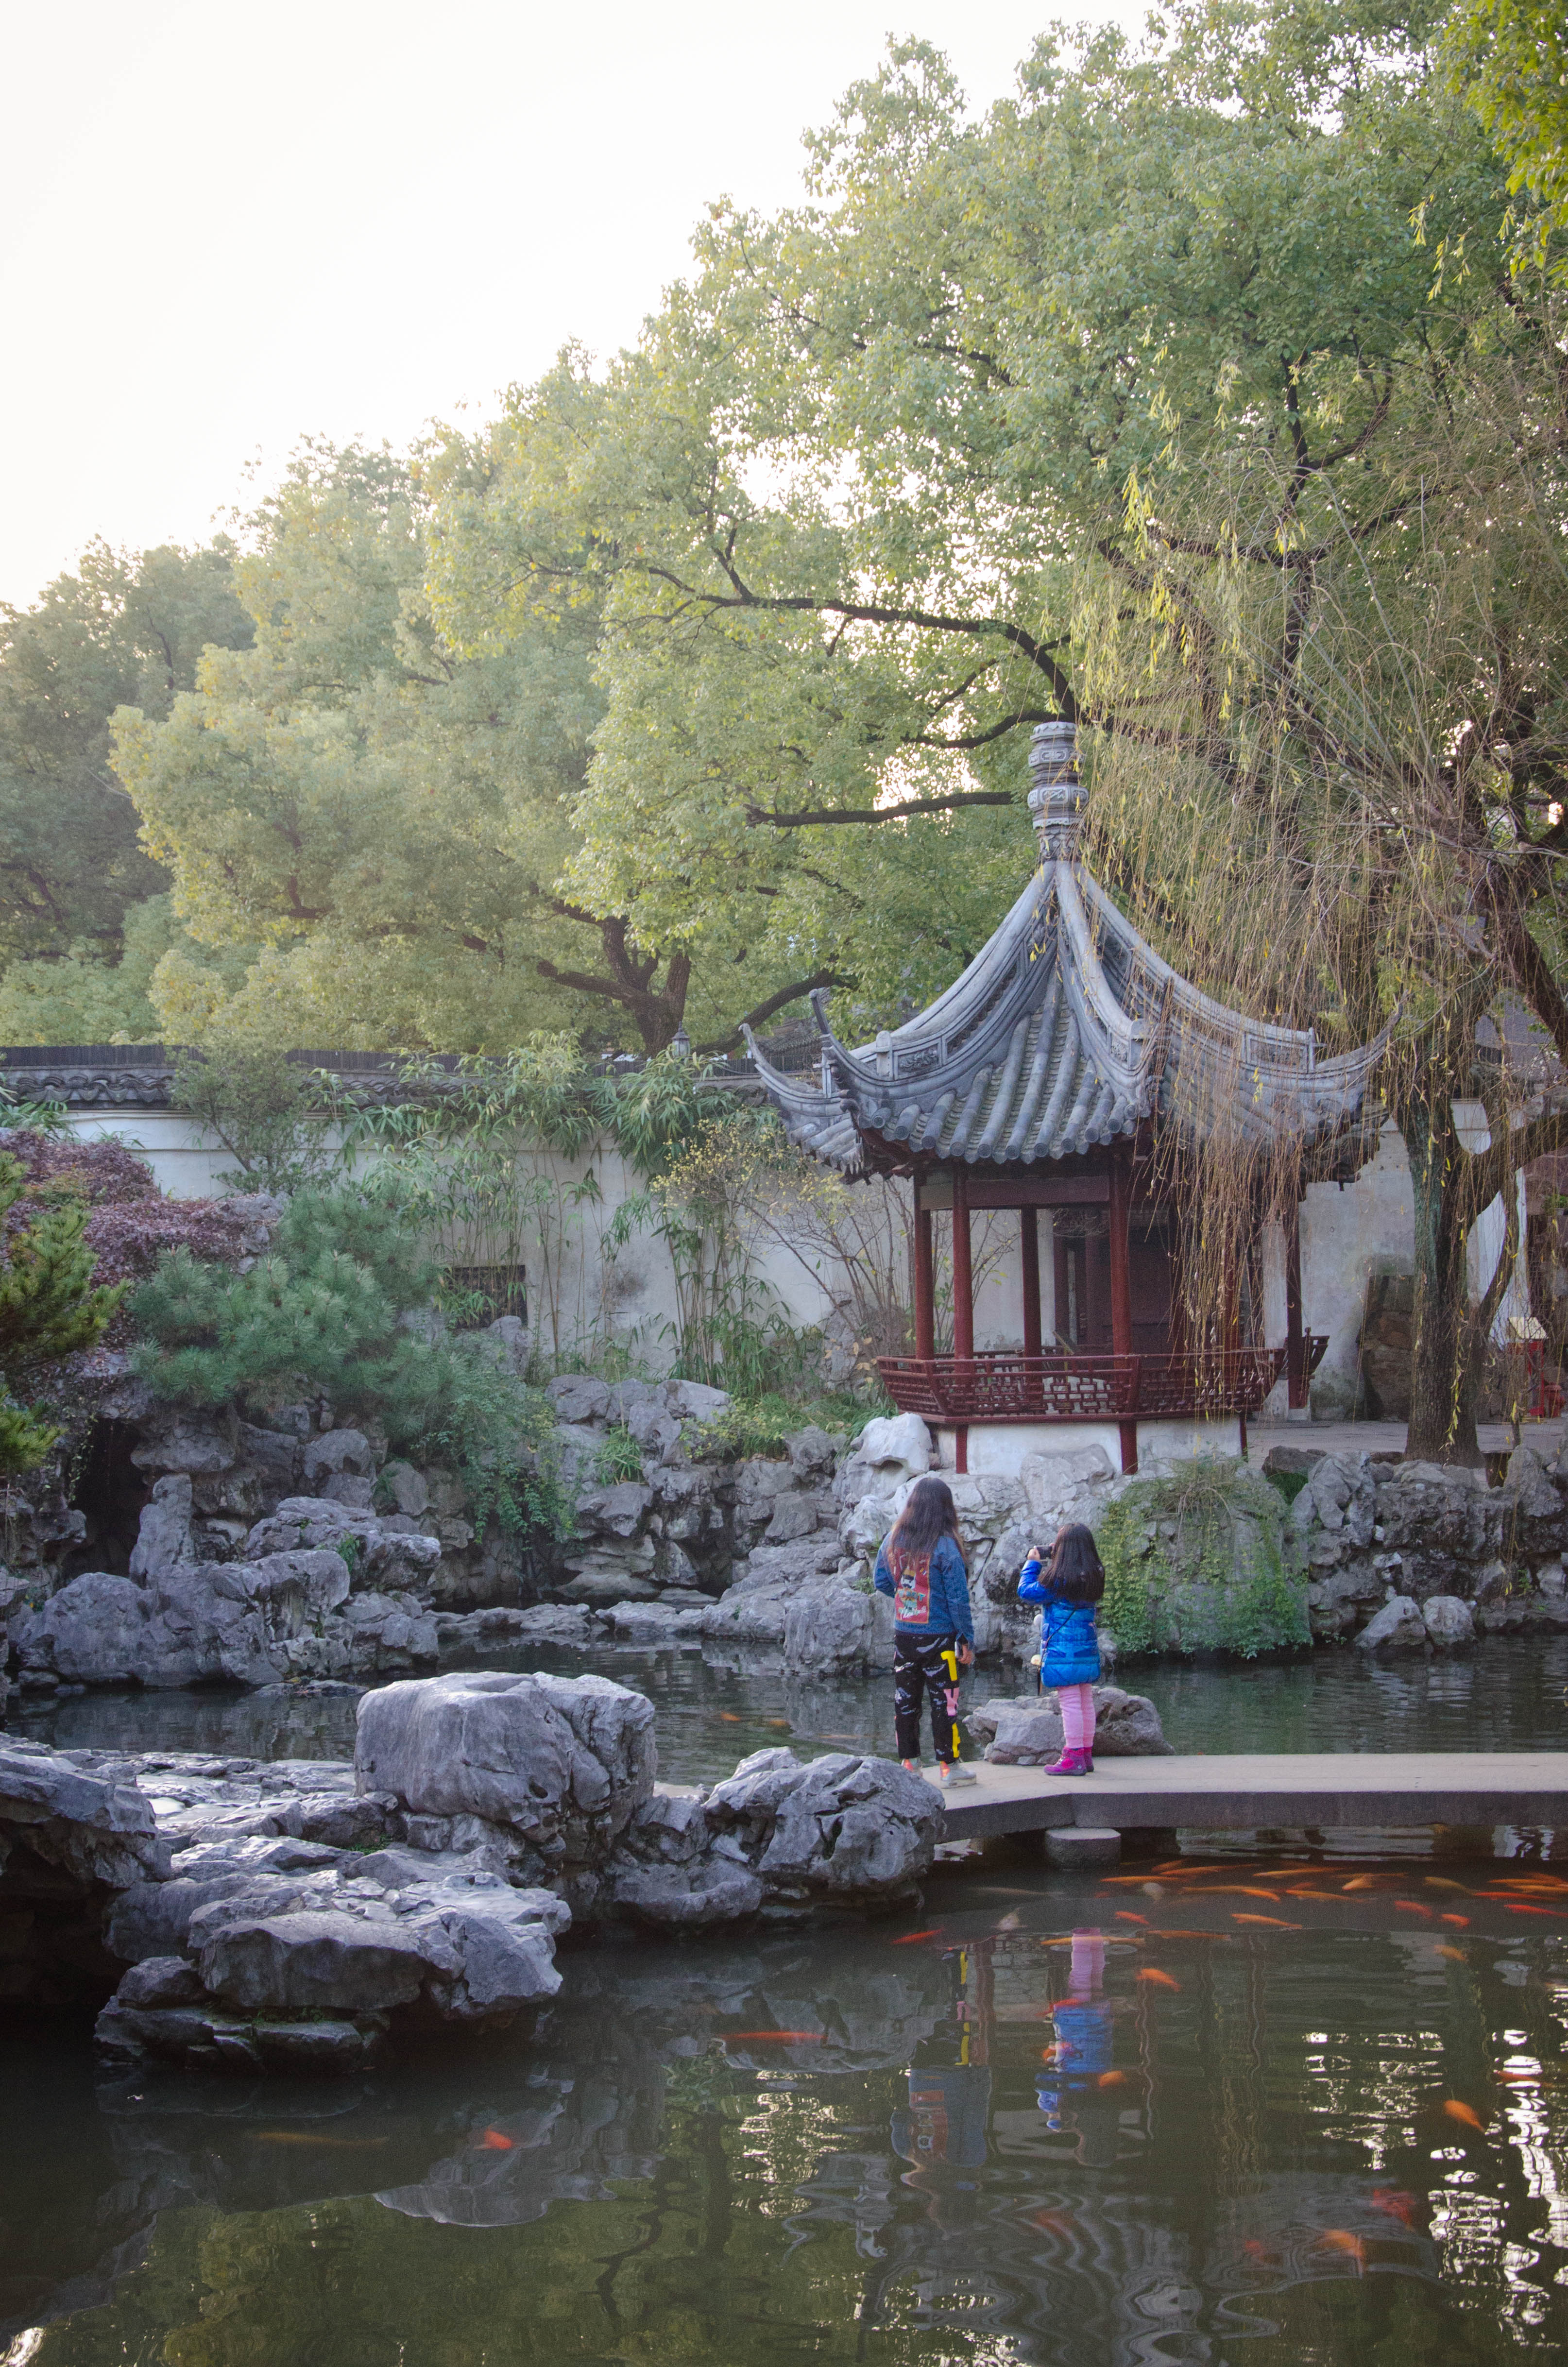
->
<box><xmin>1296</xmin><ymin>1122</ymin><xmax>1414</xmax><ymax>1416</ymax></box>
<box><xmin>933</xmin><ymin>1413</ymin><xmax>1241</xmax><ymax>1480</ymax></box>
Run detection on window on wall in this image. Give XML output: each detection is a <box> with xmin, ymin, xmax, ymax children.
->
<box><xmin>441</xmin><ymin>1264</ymin><xmax>528</xmax><ymax>1329</ymax></box>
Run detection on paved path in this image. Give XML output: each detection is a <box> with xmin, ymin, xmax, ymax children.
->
<box><xmin>1248</xmin><ymin>1416</ymin><xmax>1563</xmax><ymax>1463</ymax></box>
<box><xmin>926</xmin><ymin>1753</ymin><xmax>1568</xmax><ymax>1843</ymax></box>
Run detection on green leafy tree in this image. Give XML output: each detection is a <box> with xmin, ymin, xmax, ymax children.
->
<box><xmin>0</xmin><ymin>538</ymin><xmax>252</xmax><ymax>989</ymax></box>
<box><xmin>169</xmin><ymin>1042</ymin><xmax>339</xmax><ymax>1195</ymax></box>
<box><xmin>0</xmin><ymin>1153</ymin><xmax>126</xmax><ymax>1470</ymax></box>
<box><xmin>1445</xmin><ymin>0</ymin><xmax>1568</xmax><ymax>263</ymax></box>
<box><xmin>114</xmin><ymin>440</ymin><xmax>789</xmax><ymax>1054</ymax></box>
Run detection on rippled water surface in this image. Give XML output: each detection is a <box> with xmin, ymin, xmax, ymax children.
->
<box><xmin>6</xmin><ymin>1639</ymin><xmax>1568</xmax><ymax>2362</ymax></box>
<box><xmin>14</xmin><ymin>1633</ymin><xmax>1568</xmax><ymax>1779</ymax></box>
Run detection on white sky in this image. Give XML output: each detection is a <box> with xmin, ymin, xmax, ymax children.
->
<box><xmin>1</xmin><ymin>1</ymin><xmax>1142</xmax><ymax>611</ymax></box>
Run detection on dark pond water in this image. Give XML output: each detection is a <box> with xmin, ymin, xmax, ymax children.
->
<box><xmin>13</xmin><ymin>1633</ymin><xmax>1568</xmax><ymax>1781</ymax></box>
<box><xmin>6</xmin><ymin>1640</ymin><xmax>1568</xmax><ymax>2363</ymax></box>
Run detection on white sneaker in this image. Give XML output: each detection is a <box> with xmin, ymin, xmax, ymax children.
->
<box><xmin>939</xmin><ymin>1763</ymin><xmax>978</xmax><ymax>1787</ymax></box>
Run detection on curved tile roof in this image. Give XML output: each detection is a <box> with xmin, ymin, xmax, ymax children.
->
<box><xmin>745</xmin><ymin>725</ymin><xmax>1388</xmax><ymax>1179</ymax></box>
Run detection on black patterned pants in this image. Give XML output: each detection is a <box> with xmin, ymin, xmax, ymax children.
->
<box><xmin>894</xmin><ymin>1629</ymin><xmax>962</xmax><ymax>1762</ymax></box>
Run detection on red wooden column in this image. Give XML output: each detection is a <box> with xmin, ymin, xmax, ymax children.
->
<box><xmin>1108</xmin><ymin>1150</ymin><xmax>1138</xmax><ymax>1474</ymax></box>
<box><xmin>951</xmin><ymin>1165</ymin><xmax>974</xmax><ymax>1473</ymax></box>
<box><xmin>913</xmin><ymin>1180</ymin><xmax>936</xmax><ymax>1362</ymax></box>
<box><xmin>1284</xmin><ymin>1199</ymin><xmax>1307</xmax><ymax>1410</ymax></box>
<box><xmin>1020</xmin><ymin>1206</ymin><xmax>1042</xmax><ymax>1361</ymax></box>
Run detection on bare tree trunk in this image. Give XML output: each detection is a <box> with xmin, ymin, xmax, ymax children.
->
<box><xmin>1403</xmin><ymin>1092</ymin><xmax>1486</xmax><ymax>1469</ymax></box>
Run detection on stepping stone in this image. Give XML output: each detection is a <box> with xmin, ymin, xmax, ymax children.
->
<box><xmin>1043</xmin><ymin>1827</ymin><xmax>1121</xmax><ymax>1870</ymax></box>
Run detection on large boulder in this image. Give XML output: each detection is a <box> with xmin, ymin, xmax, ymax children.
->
<box><xmin>971</xmin><ymin>1685</ymin><xmax>1174</xmax><ymax>1764</ymax></box>
<box><xmin>128</xmin><ymin>1473</ymin><xmax>200</xmax><ymax>1584</ymax></box>
<box><xmin>1355</xmin><ymin>1594</ymin><xmax>1428</xmax><ymax>1652</ymax></box>
<box><xmin>354</xmin><ymin>1670</ymin><xmax>657</xmax><ymax>1871</ymax></box>
<box><xmin>781</xmin><ymin>1575</ymin><xmax>895</xmax><ymax>1674</ymax></box>
<box><xmin>703</xmin><ymin>1747</ymin><xmax>940</xmax><ymax>1907</ymax></box>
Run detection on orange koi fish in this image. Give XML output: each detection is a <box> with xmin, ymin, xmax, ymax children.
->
<box><xmin>478</xmin><ymin>2129</ymin><xmax>515</xmax><ymax>2151</ymax></box>
<box><xmin>890</xmin><ymin>1928</ymin><xmax>944</xmax><ymax>1945</ymax></box>
<box><xmin>1319</xmin><ymin>2231</ymin><xmax>1366</xmax><ymax>2267</ymax></box>
<box><xmin>1435</xmin><ymin>1944</ymin><xmax>1467</xmax><ymax>1961</ymax></box>
<box><xmin>1395</xmin><ymin>1901</ymin><xmax>1434</xmax><ymax>1919</ymax></box>
<box><xmin>1231</xmin><ymin>1914</ymin><xmax>1300</xmax><ymax>1928</ymax></box>
<box><xmin>1371</xmin><ymin>2187</ymin><xmax>1419</xmax><ymax>2227</ymax></box>
<box><xmin>1443</xmin><ymin>2100</ymin><xmax>1486</xmax><ymax>2131</ymax></box>
<box><xmin>721</xmin><ymin>2031</ymin><xmax>823</xmax><ymax>2043</ymax></box>
<box><xmin>1096</xmin><ymin>2070</ymin><xmax>1127</xmax><ymax>2088</ymax></box>
<box><xmin>1136</xmin><ymin>1968</ymin><xmax>1181</xmax><ymax>1990</ymax></box>
<box><xmin>1440</xmin><ymin>1913</ymin><xmax>1470</xmax><ymax>1927</ymax></box>
<box><xmin>1115</xmin><ymin>1911</ymin><xmax>1150</xmax><ymax>1925</ymax></box>
<box><xmin>257</xmin><ymin>2132</ymin><xmax>390</xmax><ymax>2150</ymax></box>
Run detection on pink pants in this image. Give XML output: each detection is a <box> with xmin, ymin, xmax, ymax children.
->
<box><xmin>1058</xmin><ymin>1683</ymin><xmax>1096</xmax><ymax>1755</ymax></box>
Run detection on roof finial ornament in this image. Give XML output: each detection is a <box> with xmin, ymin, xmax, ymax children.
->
<box><xmin>1028</xmin><ymin>719</ymin><xmax>1086</xmax><ymax>861</ymax></box>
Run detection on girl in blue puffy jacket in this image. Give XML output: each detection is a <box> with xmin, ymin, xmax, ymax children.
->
<box><xmin>1018</xmin><ymin>1523</ymin><xmax>1104</xmax><ymax>1775</ymax></box>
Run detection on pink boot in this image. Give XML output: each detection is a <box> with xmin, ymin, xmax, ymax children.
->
<box><xmin>1047</xmin><ymin>1747</ymin><xmax>1091</xmax><ymax>1776</ymax></box>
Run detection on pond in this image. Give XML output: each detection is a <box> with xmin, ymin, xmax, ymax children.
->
<box><xmin>5</xmin><ymin>1639</ymin><xmax>1568</xmax><ymax>2364</ymax></box>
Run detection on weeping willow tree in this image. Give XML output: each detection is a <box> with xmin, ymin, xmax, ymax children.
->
<box><xmin>1074</xmin><ymin>297</ymin><xmax>1568</xmax><ymax>1464</ymax></box>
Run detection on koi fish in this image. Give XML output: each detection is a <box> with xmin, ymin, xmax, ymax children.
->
<box><xmin>257</xmin><ymin>2131</ymin><xmax>390</xmax><ymax>2150</ymax></box>
<box><xmin>1443</xmin><ymin>2100</ymin><xmax>1486</xmax><ymax>2131</ymax></box>
<box><xmin>1435</xmin><ymin>1944</ymin><xmax>1467</xmax><ymax>1961</ymax></box>
<box><xmin>721</xmin><ymin>2031</ymin><xmax>823</xmax><ymax>2043</ymax></box>
<box><xmin>478</xmin><ymin>2129</ymin><xmax>515</xmax><ymax>2151</ymax></box>
<box><xmin>1319</xmin><ymin>2231</ymin><xmax>1366</xmax><ymax>2267</ymax></box>
<box><xmin>1136</xmin><ymin>1968</ymin><xmax>1180</xmax><ymax>1990</ymax></box>
<box><xmin>1506</xmin><ymin>1904</ymin><xmax>1558</xmax><ymax>1918</ymax></box>
<box><xmin>1343</xmin><ymin>1876</ymin><xmax>1380</xmax><ymax>1891</ymax></box>
<box><xmin>1394</xmin><ymin>1901</ymin><xmax>1434</xmax><ymax>1919</ymax></box>
<box><xmin>890</xmin><ymin>1929</ymin><xmax>943</xmax><ymax>1945</ymax></box>
<box><xmin>1241</xmin><ymin>2239</ymin><xmax>1276</xmax><ymax>2262</ymax></box>
<box><xmin>1096</xmin><ymin>2070</ymin><xmax>1127</xmax><ymax>2088</ymax></box>
<box><xmin>1424</xmin><ymin>1878</ymin><xmax>1469</xmax><ymax>1892</ymax></box>
<box><xmin>1027</xmin><ymin>2209</ymin><xmax>1076</xmax><ymax>2234</ymax></box>
<box><xmin>1114</xmin><ymin>1911</ymin><xmax>1150</xmax><ymax>1925</ymax></box>
<box><xmin>1440</xmin><ymin>1913</ymin><xmax>1470</xmax><ymax>1927</ymax></box>
<box><xmin>995</xmin><ymin>1910</ymin><xmax>1023</xmax><ymax>1931</ymax></box>
<box><xmin>1231</xmin><ymin>1914</ymin><xmax>1300</xmax><ymax>1928</ymax></box>
<box><xmin>1191</xmin><ymin>1887</ymin><xmax>1282</xmax><ymax>1902</ymax></box>
<box><xmin>1371</xmin><ymin>2187</ymin><xmax>1419</xmax><ymax>2227</ymax></box>
<box><xmin>717</xmin><ymin>1712</ymin><xmax>742</xmax><ymax>1722</ymax></box>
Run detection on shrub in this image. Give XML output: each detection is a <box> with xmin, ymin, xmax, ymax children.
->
<box><xmin>0</xmin><ymin>1152</ymin><xmax>127</xmax><ymax>1472</ymax></box>
<box><xmin>1094</xmin><ymin>1458</ymin><xmax>1310</xmax><ymax>1659</ymax></box>
<box><xmin>132</xmin><ymin>1182</ymin><xmax>569</xmax><ymax>1537</ymax></box>
<box><xmin>594</xmin><ymin>1426</ymin><xmax>646</xmax><ymax>1484</ymax></box>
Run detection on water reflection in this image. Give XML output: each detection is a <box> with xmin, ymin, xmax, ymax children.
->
<box><xmin>8</xmin><ymin>1861</ymin><xmax>1568</xmax><ymax>2365</ymax></box>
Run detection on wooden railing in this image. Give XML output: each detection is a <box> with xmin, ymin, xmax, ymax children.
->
<box><xmin>875</xmin><ymin>1340</ymin><xmax>1327</xmax><ymax>1424</ymax></box>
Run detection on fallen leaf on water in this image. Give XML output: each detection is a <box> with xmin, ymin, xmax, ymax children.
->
<box><xmin>478</xmin><ymin>2129</ymin><xmax>515</xmax><ymax>2151</ymax></box>
<box><xmin>1231</xmin><ymin>1914</ymin><xmax>1300</xmax><ymax>1928</ymax></box>
<box><xmin>1435</xmin><ymin>1944</ymin><xmax>1467</xmax><ymax>1961</ymax></box>
<box><xmin>257</xmin><ymin>2132</ymin><xmax>390</xmax><ymax>2150</ymax></box>
<box><xmin>1441</xmin><ymin>1913</ymin><xmax>1470</xmax><ymax>1927</ymax></box>
<box><xmin>1443</xmin><ymin>2100</ymin><xmax>1486</xmax><ymax>2131</ymax></box>
<box><xmin>1096</xmin><ymin>2070</ymin><xmax>1127</xmax><ymax>2088</ymax></box>
<box><xmin>1136</xmin><ymin>1968</ymin><xmax>1181</xmax><ymax>1990</ymax></box>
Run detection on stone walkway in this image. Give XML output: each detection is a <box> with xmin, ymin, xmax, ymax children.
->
<box><xmin>928</xmin><ymin>1752</ymin><xmax>1568</xmax><ymax>1850</ymax></box>
<box><xmin>1248</xmin><ymin>1416</ymin><xmax>1564</xmax><ymax>1463</ymax></box>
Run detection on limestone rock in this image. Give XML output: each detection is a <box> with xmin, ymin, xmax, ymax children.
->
<box><xmin>853</xmin><ymin>1413</ymin><xmax>933</xmax><ymax>1482</ymax></box>
<box><xmin>547</xmin><ymin>1374</ymin><xmax>613</xmax><ymax>1425</ymax></box>
<box><xmin>1422</xmin><ymin>1594</ymin><xmax>1475</xmax><ymax>1647</ymax></box>
<box><xmin>128</xmin><ymin>1473</ymin><xmax>200</xmax><ymax>1584</ymax></box>
<box><xmin>354</xmin><ymin>1669</ymin><xmax>657</xmax><ymax>1868</ymax></box>
<box><xmin>1355</xmin><ymin>1595</ymin><xmax>1428</xmax><ymax>1652</ymax></box>
<box><xmin>972</xmin><ymin>1685</ymin><xmax>1173</xmax><ymax>1763</ymax></box>
<box><xmin>0</xmin><ymin>1738</ymin><xmax>171</xmax><ymax>1889</ymax></box>
<box><xmin>781</xmin><ymin>1575</ymin><xmax>894</xmax><ymax>1674</ymax></box>
<box><xmin>704</xmin><ymin>1748</ymin><xmax>940</xmax><ymax>1906</ymax></box>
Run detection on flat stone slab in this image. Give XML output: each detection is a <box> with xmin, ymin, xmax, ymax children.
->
<box><xmin>1042</xmin><ymin>1827</ymin><xmax>1121</xmax><ymax>1869</ymax></box>
<box><xmin>926</xmin><ymin>1753</ymin><xmax>1568</xmax><ymax>1841</ymax></box>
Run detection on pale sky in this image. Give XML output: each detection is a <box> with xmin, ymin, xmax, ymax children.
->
<box><xmin>0</xmin><ymin>0</ymin><xmax>1141</xmax><ymax>610</ymax></box>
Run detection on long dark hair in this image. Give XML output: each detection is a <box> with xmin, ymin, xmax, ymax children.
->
<box><xmin>1044</xmin><ymin>1522</ymin><xmax>1105</xmax><ymax>1604</ymax></box>
<box><xmin>888</xmin><ymin>1474</ymin><xmax>965</xmax><ymax>1563</ymax></box>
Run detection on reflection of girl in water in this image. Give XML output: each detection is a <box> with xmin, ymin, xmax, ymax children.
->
<box><xmin>1037</xmin><ymin>1931</ymin><xmax>1120</xmax><ymax>2166</ymax></box>
<box><xmin>891</xmin><ymin>1944</ymin><xmax>992</xmax><ymax>2222</ymax></box>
